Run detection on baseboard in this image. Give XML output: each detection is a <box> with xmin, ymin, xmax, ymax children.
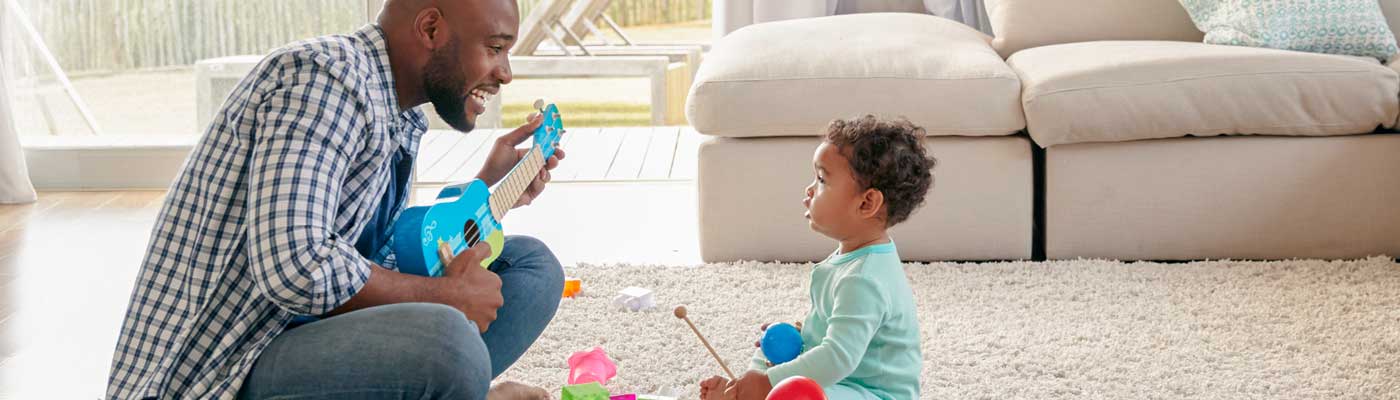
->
<box><xmin>20</xmin><ymin>135</ymin><xmax>195</xmax><ymax>190</ymax></box>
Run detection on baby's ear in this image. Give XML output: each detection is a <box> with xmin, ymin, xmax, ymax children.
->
<box><xmin>860</xmin><ymin>188</ymin><xmax>885</xmax><ymax>220</ymax></box>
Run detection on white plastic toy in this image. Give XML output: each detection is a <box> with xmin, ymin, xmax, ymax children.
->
<box><xmin>612</xmin><ymin>287</ymin><xmax>655</xmax><ymax>312</ymax></box>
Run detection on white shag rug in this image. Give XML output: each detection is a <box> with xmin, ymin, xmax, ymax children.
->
<box><xmin>495</xmin><ymin>258</ymin><xmax>1400</xmax><ymax>399</ymax></box>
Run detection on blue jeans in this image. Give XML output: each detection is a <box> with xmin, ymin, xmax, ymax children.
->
<box><xmin>237</xmin><ymin>236</ymin><xmax>565</xmax><ymax>400</ymax></box>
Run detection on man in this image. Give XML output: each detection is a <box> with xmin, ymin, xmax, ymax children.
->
<box><xmin>105</xmin><ymin>0</ymin><xmax>564</xmax><ymax>398</ymax></box>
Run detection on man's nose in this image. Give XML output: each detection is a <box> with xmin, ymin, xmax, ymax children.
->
<box><xmin>496</xmin><ymin>59</ymin><xmax>513</xmax><ymax>85</ymax></box>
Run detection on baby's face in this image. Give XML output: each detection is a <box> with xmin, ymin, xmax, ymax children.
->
<box><xmin>803</xmin><ymin>142</ymin><xmax>865</xmax><ymax>239</ymax></box>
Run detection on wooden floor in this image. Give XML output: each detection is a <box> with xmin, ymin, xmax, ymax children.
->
<box><xmin>0</xmin><ymin>127</ymin><xmax>705</xmax><ymax>396</ymax></box>
<box><xmin>417</xmin><ymin>126</ymin><xmax>702</xmax><ymax>183</ymax></box>
<box><xmin>0</xmin><ymin>190</ymin><xmax>172</xmax><ymax>398</ymax></box>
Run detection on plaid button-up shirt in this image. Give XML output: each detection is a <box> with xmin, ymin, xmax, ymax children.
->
<box><xmin>106</xmin><ymin>24</ymin><xmax>428</xmax><ymax>399</ymax></box>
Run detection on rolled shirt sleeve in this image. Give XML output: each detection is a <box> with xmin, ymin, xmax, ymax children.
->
<box><xmin>246</xmin><ymin>52</ymin><xmax>373</xmax><ymax>316</ymax></box>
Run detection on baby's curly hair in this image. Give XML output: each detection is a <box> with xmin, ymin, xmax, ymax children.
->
<box><xmin>824</xmin><ymin>115</ymin><xmax>936</xmax><ymax>227</ymax></box>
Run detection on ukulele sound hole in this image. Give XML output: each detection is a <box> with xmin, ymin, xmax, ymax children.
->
<box><xmin>463</xmin><ymin>220</ymin><xmax>481</xmax><ymax>248</ymax></box>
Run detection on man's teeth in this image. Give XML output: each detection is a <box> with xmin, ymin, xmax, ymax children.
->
<box><xmin>470</xmin><ymin>89</ymin><xmax>491</xmax><ymax>103</ymax></box>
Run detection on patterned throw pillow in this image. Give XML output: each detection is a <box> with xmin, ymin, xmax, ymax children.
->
<box><xmin>1178</xmin><ymin>0</ymin><xmax>1399</xmax><ymax>61</ymax></box>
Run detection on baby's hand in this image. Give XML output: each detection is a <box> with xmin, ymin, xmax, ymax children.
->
<box><xmin>699</xmin><ymin>375</ymin><xmax>731</xmax><ymax>400</ymax></box>
<box><xmin>726</xmin><ymin>371</ymin><xmax>774</xmax><ymax>400</ymax></box>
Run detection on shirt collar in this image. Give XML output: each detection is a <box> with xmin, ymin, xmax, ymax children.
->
<box><xmin>827</xmin><ymin>240</ymin><xmax>897</xmax><ymax>265</ymax></box>
<box><xmin>356</xmin><ymin>24</ymin><xmax>428</xmax><ymax>155</ymax></box>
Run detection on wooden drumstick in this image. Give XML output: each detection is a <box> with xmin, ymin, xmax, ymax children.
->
<box><xmin>674</xmin><ymin>306</ymin><xmax>736</xmax><ymax>380</ymax></box>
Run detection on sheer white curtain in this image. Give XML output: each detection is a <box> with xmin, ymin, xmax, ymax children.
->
<box><xmin>753</xmin><ymin>0</ymin><xmax>833</xmax><ymax>23</ymax></box>
<box><xmin>923</xmin><ymin>0</ymin><xmax>992</xmax><ymax>34</ymax></box>
<box><xmin>0</xmin><ymin>15</ymin><xmax>37</xmax><ymax>204</ymax></box>
<box><xmin>738</xmin><ymin>1</ymin><xmax>992</xmax><ymax>35</ymax></box>
<box><xmin>834</xmin><ymin>0</ymin><xmax>925</xmax><ymax>14</ymax></box>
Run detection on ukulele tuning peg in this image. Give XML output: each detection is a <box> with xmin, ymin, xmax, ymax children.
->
<box><xmin>532</xmin><ymin>99</ymin><xmax>545</xmax><ymax>112</ymax></box>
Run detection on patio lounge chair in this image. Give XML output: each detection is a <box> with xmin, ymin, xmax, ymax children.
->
<box><xmin>489</xmin><ymin>0</ymin><xmax>694</xmax><ymax>125</ymax></box>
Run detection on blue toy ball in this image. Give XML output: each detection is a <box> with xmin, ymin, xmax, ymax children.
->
<box><xmin>761</xmin><ymin>323</ymin><xmax>803</xmax><ymax>365</ymax></box>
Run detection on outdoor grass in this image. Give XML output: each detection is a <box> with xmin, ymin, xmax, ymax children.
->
<box><xmin>501</xmin><ymin>102</ymin><xmax>652</xmax><ymax>127</ymax></box>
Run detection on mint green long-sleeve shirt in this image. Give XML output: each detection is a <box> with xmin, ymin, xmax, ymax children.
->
<box><xmin>749</xmin><ymin>241</ymin><xmax>921</xmax><ymax>399</ymax></box>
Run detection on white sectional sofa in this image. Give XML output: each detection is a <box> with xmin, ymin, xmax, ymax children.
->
<box><xmin>687</xmin><ymin>0</ymin><xmax>1400</xmax><ymax>262</ymax></box>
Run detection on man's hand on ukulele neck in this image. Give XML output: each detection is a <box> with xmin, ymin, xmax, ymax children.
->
<box><xmin>476</xmin><ymin>113</ymin><xmax>543</xmax><ymax>186</ymax></box>
<box><xmin>512</xmin><ymin>148</ymin><xmax>563</xmax><ymax>209</ymax></box>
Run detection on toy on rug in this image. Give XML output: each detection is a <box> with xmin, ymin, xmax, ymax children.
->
<box><xmin>568</xmin><ymin>347</ymin><xmax>617</xmax><ymax>385</ymax></box>
<box><xmin>760</xmin><ymin>323</ymin><xmax>803</xmax><ymax>365</ymax></box>
<box><xmin>767</xmin><ymin>376</ymin><xmax>826</xmax><ymax>400</ymax></box>
<box><xmin>560</xmin><ymin>386</ymin><xmax>671</xmax><ymax>400</ymax></box>
<box><xmin>561</xmin><ymin>382</ymin><xmax>609</xmax><ymax>400</ymax></box>
<box><xmin>612</xmin><ymin>287</ymin><xmax>655</xmax><ymax>311</ymax></box>
<box><xmin>560</xmin><ymin>346</ymin><xmax>678</xmax><ymax>400</ymax></box>
<box><xmin>563</xmin><ymin>277</ymin><xmax>583</xmax><ymax>298</ymax></box>
<box><xmin>673</xmin><ymin>306</ymin><xmax>737</xmax><ymax>380</ymax></box>
<box><xmin>559</xmin><ymin>382</ymin><xmax>659</xmax><ymax>400</ymax></box>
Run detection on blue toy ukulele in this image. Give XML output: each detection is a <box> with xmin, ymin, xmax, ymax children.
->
<box><xmin>392</xmin><ymin>100</ymin><xmax>564</xmax><ymax>276</ymax></box>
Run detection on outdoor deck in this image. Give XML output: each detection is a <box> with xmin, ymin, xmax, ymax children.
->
<box><xmin>416</xmin><ymin>125</ymin><xmax>703</xmax><ymax>184</ymax></box>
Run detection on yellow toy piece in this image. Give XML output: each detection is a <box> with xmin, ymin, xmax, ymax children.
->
<box><xmin>563</xmin><ymin>277</ymin><xmax>582</xmax><ymax>298</ymax></box>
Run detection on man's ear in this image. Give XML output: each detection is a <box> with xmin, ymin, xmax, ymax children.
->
<box><xmin>414</xmin><ymin>8</ymin><xmax>449</xmax><ymax>50</ymax></box>
<box><xmin>859</xmin><ymin>188</ymin><xmax>884</xmax><ymax>221</ymax></box>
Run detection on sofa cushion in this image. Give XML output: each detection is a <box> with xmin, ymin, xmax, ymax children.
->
<box><xmin>984</xmin><ymin>0</ymin><xmax>1203</xmax><ymax>58</ymax></box>
<box><xmin>1393</xmin><ymin>58</ymin><xmax>1400</xmax><ymax>128</ymax></box>
<box><xmin>1010</xmin><ymin>41</ymin><xmax>1400</xmax><ymax>147</ymax></box>
<box><xmin>1390</xmin><ymin>0</ymin><xmax>1400</xmax><ymax>129</ymax></box>
<box><xmin>686</xmin><ymin>13</ymin><xmax>1025</xmax><ymax>138</ymax></box>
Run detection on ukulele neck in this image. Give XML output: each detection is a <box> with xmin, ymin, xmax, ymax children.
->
<box><xmin>487</xmin><ymin>145</ymin><xmax>545</xmax><ymax>219</ymax></box>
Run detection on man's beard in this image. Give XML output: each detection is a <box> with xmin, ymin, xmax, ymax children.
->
<box><xmin>423</xmin><ymin>38</ymin><xmax>474</xmax><ymax>132</ymax></box>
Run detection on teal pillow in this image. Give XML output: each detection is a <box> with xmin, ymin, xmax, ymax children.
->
<box><xmin>1178</xmin><ymin>0</ymin><xmax>1399</xmax><ymax>61</ymax></box>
